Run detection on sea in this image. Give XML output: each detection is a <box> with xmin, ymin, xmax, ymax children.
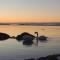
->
<box><xmin>0</xmin><ymin>25</ymin><xmax>60</xmax><ymax>60</ymax></box>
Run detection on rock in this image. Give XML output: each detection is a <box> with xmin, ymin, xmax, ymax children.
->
<box><xmin>25</xmin><ymin>54</ymin><xmax>60</xmax><ymax>60</ymax></box>
<box><xmin>37</xmin><ymin>54</ymin><xmax>60</xmax><ymax>60</ymax></box>
<box><xmin>0</xmin><ymin>32</ymin><xmax>10</xmax><ymax>40</ymax></box>
<box><xmin>23</xmin><ymin>40</ymin><xmax>33</xmax><ymax>45</ymax></box>
<box><xmin>25</xmin><ymin>58</ymin><xmax>35</xmax><ymax>60</ymax></box>
<box><xmin>37</xmin><ymin>57</ymin><xmax>46</xmax><ymax>60</ymax></box>
<box><xmin>16</xmin><ymin>32</ymin><xmax>35</xmax><ymax>41</ymax></box>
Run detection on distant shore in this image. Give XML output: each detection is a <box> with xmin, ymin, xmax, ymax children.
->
<box><xmin>0</xmin><ymin>22</ymin><xmax>60</xmax><ymax>26</ymax></box>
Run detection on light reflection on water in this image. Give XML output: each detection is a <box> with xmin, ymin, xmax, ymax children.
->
<box><xmin>0</xmin><ymin>26</ymin><xmax>60</xmax><ymax>60</ymax></box>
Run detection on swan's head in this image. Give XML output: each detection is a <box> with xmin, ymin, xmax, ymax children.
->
<box><xmin>35</xmin><ymin>32</ymin><xmax>38</xmax><ymax>34</ymax></box>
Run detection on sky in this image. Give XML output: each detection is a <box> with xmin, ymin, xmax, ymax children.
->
<box><xmin>0</xmin><ymin>0</ymin><xmax>60</xmax><ymax>23</ymax></box>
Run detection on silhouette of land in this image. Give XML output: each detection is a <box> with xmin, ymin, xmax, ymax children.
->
<box><xmin>0</xmin><ymin>22</ymin><xmax>60</xmax><ymax>26</ymax></box>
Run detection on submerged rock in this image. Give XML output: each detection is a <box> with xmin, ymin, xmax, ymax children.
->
<box><xmin>16</xmin><ymin>32</ymin><xmax>35</xmax><ymax>41</ymax></box>
<box><xmin>0</xmin><ymin>32</ymin><xmax>10</xmax><ymax>40</ymax></box>
<box><xmin>23</xmin><ymin>40</ymin><xmax>33</xmax><ymax>45</ymax></box>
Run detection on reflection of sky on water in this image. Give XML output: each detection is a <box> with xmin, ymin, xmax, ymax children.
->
<box><xmin>0</xmin><ymin>26</ymin><xmax>60</xmax><ymax>60</ymax></box>
<box><xmin>0</xmin><ymin>26</ymin><xmax>60</xmax><ymax>37</ymax></box>
<box><xmin>0</xmin><ymin>37</ymin><xmax>60</xmax><ymax>60</ymax></box>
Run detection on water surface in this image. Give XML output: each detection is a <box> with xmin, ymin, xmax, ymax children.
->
<box><xmin>0</xmin><ymin>26</ymin><xmax>60</xmax><ymax>60</ymax></box>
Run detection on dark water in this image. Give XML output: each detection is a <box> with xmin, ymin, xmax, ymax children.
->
<box><xmin>0</xmin><ymin>26</ymin><xmax>60</xmax><ymax>60</ymax></box>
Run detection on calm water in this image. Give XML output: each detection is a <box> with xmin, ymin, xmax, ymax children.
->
<box><xmin>0</xmin><ymin>26</ymin><xmax>60</xmax><ymax>60</ymax></box>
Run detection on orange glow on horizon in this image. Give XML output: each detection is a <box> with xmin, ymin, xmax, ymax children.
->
<box><xmin>0</xmin><ymin>17</ymin><xmax>60</xmax><ymax>23</ymax></box>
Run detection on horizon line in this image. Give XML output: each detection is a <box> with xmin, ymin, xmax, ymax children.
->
<box><xmin>0</xmin><ymin>22</ymin><xmax>60</xmax><ymax>23</ymax></box>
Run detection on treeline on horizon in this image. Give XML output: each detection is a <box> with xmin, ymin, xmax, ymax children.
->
<box><xmin>0</xmin><ymin>22</ymin><xmax>60</xmax><ymax>26</ymax></box>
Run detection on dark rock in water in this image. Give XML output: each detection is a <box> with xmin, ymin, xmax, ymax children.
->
<box><xmin>23</xmin><ymin>40</ymin><xmax>33</xmax><ymax>45</ymax></box>
<box><xmin>38</xmin><ymin>36</ymin><xmax>48</xmax><ymax>41</ymax></box>
<box><xmin>37</xmin><ymin>57</ymin><xmax>46</xmax><ymax>60</ymax></box>
<box><xmin>26</xmin><ymin>54</ymin><xmax>60</xmax><ymax>60</ymax></box>
<box><xmin>37</xmin><ymin>55</ymin><xmax>58</xmax><ymax>60</ymax></box>
<box><xmin>45</xmin><ymin>55</ymin><xmax>58</xmax><ymax>60</ymax></box>
<box><xmin>25</xmin><ymin>58</ymin><xmax>35</xmax><ymax>60</ymax></box>
<box><xmin>10</xmin><ymin>36</ymin><xmax>16</xmax><ymax>39</ymax></box>
<box><xmin>16</xmin><ymin>32</ymin><xmax>35</xmax><ymax>41</ymax></box>
<box><xmin>0</xmin><ymin>32</ymin><xmax>10</xmax><ymax>40</ymax></box>
<box><xmin>37</xmin><ymin>54</ymin><xmax>60</xmax><ymax>60</ymax></box>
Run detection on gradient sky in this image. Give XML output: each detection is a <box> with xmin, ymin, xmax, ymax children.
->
<box><xmin>0</xmin><ymin>0</ymin><xmax>60</xmax><ymax>23</ymax></box>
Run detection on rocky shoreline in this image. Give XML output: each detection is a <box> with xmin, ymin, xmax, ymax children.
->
<box><xmin>25</xmin><ymin>54</ymin><xmax>60</xmax><ymax>60</ymax></box>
